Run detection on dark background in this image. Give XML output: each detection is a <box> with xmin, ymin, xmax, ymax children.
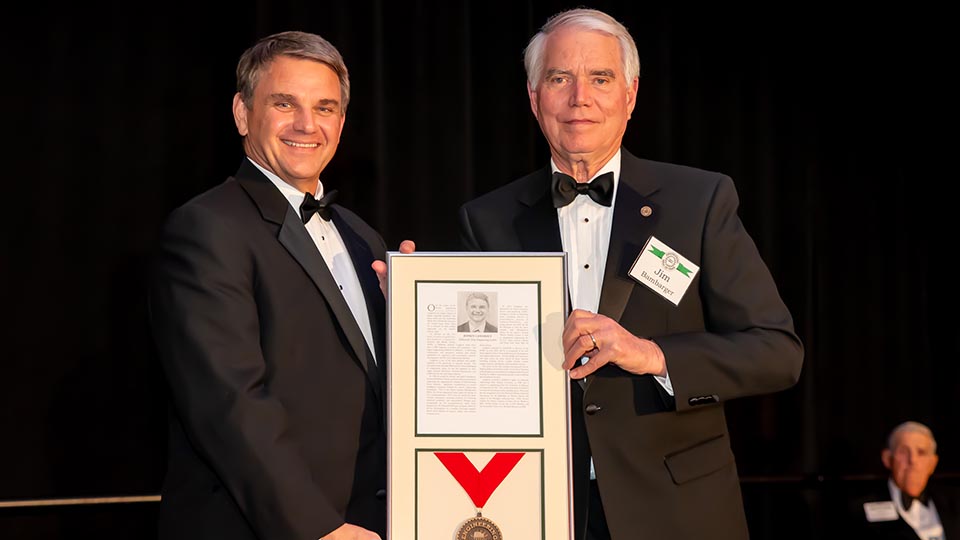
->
<box><xmin>3</xmin><ymin>1</ymin><xmax>956</xmax><ymax>538</ymax></box>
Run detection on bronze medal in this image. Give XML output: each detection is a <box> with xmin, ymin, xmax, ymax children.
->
<box><xmin>456</xmin><ymin>513</ymin><xmax>503</xmax><ymax>540</ymax></box>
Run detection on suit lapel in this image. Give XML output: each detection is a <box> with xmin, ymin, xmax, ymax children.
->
<box><xmin>932</xmin><ymin>488</ymin><xmax>960</xmax><ymax>539</ymax></box>
<box><xmin>235</xmin><ymin>160</ymin><xmax>378</xmax><ymax>383</ymax></box>
<box><xmin>598</xmin><ymin>150</ymin><xmax>662</xmax><ymax>322</ymax></box>
<box><xmin>513</xmin><ymin>160</ymin><xmax>662</xmax><ymax>319</ymax></box>
<box><xmin>516</xmin><ymin>167</ymin><xmax>563</xmax><ymax>253</ymax></box>
<box><xmin>333</xmin><ymin>209</ymin><xmax>386</xmax><ymax>400</ymax></box>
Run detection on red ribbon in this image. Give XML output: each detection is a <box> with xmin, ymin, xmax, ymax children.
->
<box><xmin>434</xmin><ymin>452</ymin><xmax>525</xmax><ymax>508</ymax></box>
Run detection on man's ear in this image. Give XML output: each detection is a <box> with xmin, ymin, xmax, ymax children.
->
<box><xmin>881</xmin><ymin>449</ymin><xmax>893</xmax><ymax>471</ymax></box>
<box><xmin>232</xmin><ymin>93</ymin><xmax>249</xmax><ymax>136</ymax></box>
<box><xmin>626</xmin><ymin>76</ymin><xmax>639</xmax><ymax>119</ymax></box>
<box><xmin>527</xmin><ymin>81</ymin><xmax>540</xmax><ymax>122</ymax></box>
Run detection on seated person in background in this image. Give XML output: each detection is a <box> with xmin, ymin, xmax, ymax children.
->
<box><xmin>457</xmin><ymin>292</ymin><xmax>497</xmax><ymax>333</ymax></box>
<box><xmin>850</xmin><ymin>421</ymin><xmax>959</xmax><ymax>540</ymax></box>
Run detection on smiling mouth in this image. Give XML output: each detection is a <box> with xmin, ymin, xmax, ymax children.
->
<box><xmin>283</xmin><ymin>140</ymin><xmax>319</xmax><ymax>148</ymax></box>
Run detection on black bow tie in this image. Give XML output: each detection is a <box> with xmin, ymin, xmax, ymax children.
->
<box><xmin>551</xmin><ymin>171</ymin><xmax>614</xmax><ymax>208</ymax></box>
<box><xmin>902</xmin><ymin>491</ymin><xmax>930</xmax><ymax>509</ymax></box>
<box><xmin>300</xmin><ymin>190</ymin><xmax>338</xmax><ymax>223</ymax></box>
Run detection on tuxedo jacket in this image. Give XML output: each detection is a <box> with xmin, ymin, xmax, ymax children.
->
<box><xmin>848</xmin><ymin>483</ymin><xmax>960</xmax><ymax>540</ymax></box>
<box><xmin>149</xmin><ymin>159</ymin><xmax>387</xmax><ymax>540</ymax></box>
<box><xmin>458</xmin><ymin>149</ymin><xmax>803</xmax><ymax>540</ymax></box>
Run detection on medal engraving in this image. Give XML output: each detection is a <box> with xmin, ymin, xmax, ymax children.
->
<box><xmin>456</xmin><ymin>514</ymin><xmax>502</xmax><ymax>540</ymax></box>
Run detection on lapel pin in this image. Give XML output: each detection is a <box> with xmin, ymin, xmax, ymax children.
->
<box><xmin>640</xmin><ymin>205</ymin><xmax>653</xmax><ymax>217</ymax></box>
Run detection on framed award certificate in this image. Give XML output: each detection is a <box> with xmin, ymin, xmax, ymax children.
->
<box><xmin>386</xmin><ymin>252</ymin><xmax>572</xmax><ymax>540</ymax></box>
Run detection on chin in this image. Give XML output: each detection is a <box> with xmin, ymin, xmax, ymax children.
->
<box><xmin>558</xmin><ymin>141</ymin><xmax>600</xmax><ymax>155</ymax></box>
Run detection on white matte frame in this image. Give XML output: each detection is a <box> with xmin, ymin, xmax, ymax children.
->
<box><xmin>387</xmin><ymin>252</ymin><xmax>572</xmax><ymax>540</ymax></box>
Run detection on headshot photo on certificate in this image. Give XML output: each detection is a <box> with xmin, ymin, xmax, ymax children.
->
<box><xmin>457</xmin><ymin>291</ymin><xmax>499</xmax><ymax>333</ymax></box>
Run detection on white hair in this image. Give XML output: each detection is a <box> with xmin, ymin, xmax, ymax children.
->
<box><xmin>523</xmin><ymin>8</ymin><xmax>640</xmax><ymax>90</ymax></box>
<box><xmin>888</xmin><ymin>421</ymin><xmax>937</xmax><ymax>453</ymax></box>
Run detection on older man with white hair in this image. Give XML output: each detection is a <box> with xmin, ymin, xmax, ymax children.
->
<box><xmin>459</xmin><ymin>7</ymin><xmax>803</xmax><ymax>540</ymax></box>
<box><xmin>850</xmin><ymin>421</ymin><xmax>959</xmax><ymax>540</ymax></box>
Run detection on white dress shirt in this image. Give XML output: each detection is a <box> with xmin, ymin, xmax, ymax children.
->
<box><xmin>553</xmin><ymin>151</ymin><xmax>671</xmax><ymax>482</ymax></box>
<box><xmin>552</xmin><ymin>150</ymin><xmax>672</xmax><ymax>393</ymax></box>
<box><xmin>250</xmin><ymin>158</ymin><xmax>377</xmax><ymax>364</ymax></box>
<box><xmin>888</xmin><ymin>479</ymin><xmax>944</xmax><ymax>540</ymax></box>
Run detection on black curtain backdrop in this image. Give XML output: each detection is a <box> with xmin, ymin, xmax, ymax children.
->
<box><xmin>3</xmin><ymin>2</ymin><xmax>956</xmax><ymax>538</ymax></box>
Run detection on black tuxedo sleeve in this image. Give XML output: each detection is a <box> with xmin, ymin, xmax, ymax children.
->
<box><xmin>654</xmin><ymin>175</ymin><xmax>803</xmax><ymax>410</ymax></box>
<box><xmin>149</xmin><ymin>203</ymin><xmax>342</xmax><ymax>539</ymax></box>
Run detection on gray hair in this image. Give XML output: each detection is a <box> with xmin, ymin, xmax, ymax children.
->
<box><xmin>523</xmin><ymin>8</ymin><xmax>640</xmax><ymax>90</ymax></box>
<box><xmin>888</xmin><ymin>421</ymin><xmax>937</xmax><ymax>453</ymax></box>
<box><xmin>236</xmin><ymin>30</ymin><xmax>350</xmax><ymax>114</ymax></box>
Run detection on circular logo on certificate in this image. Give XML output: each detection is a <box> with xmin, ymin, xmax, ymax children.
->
<box><xmin>456</xmin><ymin>515</ymin><xmax>503</xmax><ymax>540</ymax></box>
<box><xmin>662</xmin><ymin>252</ymin><xmax>679</xmax><ymax>270</ymax></box>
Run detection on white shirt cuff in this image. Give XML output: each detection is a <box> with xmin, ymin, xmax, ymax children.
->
<box><xmin>654</xmin><ymin>371</ymin><xmax>674</xmax><ymax>396</ymax></box>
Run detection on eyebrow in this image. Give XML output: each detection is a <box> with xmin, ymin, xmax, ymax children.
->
<box><xmin>269</xmin><ymin>93</ymin><xmax>298</xmax><ymax>102</ymax></box>
<box><xmin>544</xmin><ymin>68</ymin><xmax>573</xmax><ymax>78</ymax></box>
<box><xmin>590</xmin><ymin>69</ymin><xmax>617</xmax><ymax>78</ymax></box>
<box><xmin>543</xmin><ymin>68</ymin><xmax>617</xmax><ymax>79</ymax></box>
<box><xmin>268</xmin><ymin>94</ymin><xmax>341</xmax><ymax>108</ymax></box>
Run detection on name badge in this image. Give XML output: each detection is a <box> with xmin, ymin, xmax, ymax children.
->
<box><xmin>863</xmin><ymin>501</ymin><xmax>898</xmax><ymax>522</ymax></box>
<box><xmin>628</xmin><ymin>236</ymin><xmax>699</xmax><ymax>306</ymax></box>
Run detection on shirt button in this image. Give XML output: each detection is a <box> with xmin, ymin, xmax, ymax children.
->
<box><xmin>583</xmin><ymin>217</ymin><xmax>589</xmax><ymax>223</ymax></box>
<box><xmin>584</xmin><ymin>264</ymin><xmax>590</xmax><ymax>269</ymax></box>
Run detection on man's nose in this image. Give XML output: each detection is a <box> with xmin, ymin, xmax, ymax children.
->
<box><xmin>569</xmin><ymin>79</ymin><xmax>592</xmax><ymax>107</ymax></box>
<box><xmin>294</xmin><ymin>109</ymin><xmax>318</xmax><ymax>133</ymax></box>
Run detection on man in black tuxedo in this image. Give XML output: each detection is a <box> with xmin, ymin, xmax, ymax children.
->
<box><xmin>150</xmin><ymin>31</ymin><xmax>410</xmax><ymax>540</ymax></box>
<box><xmin>458</xmin><ymin>8</ymin><xmax>803</xmax><ymax>540</ymax></box>
<box><xmin>848</xmin><ymin>421</ymin><xmax>958</xmax><ymax>539</ymax></box>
